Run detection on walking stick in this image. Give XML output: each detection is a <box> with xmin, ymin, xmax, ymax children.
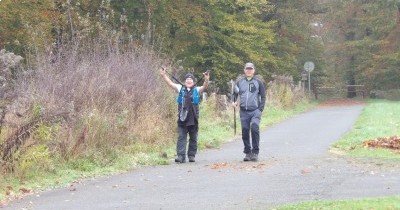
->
<box><xmin>231</xmin><ymin>79</ymin><xmax>237</xmax><ymax>136</ymax></box>
<box><xmin>233</xmin><ymin>106</ymin><xmax>236</xmax><ymax>136</ymax></box>
<box><xmin>161</xmin><ymin>66</ymin><xmax>184</xmax><ymax>86</ymax></box>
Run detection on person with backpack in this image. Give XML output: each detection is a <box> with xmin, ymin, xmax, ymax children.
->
<box><xmin>160</xmin><ymin>67</ymin><xmax>209</xmax><ymax>163</ymax></box>
<box><xmin>232</xmin><ymin>62</ymin><xmax>266</xmax><ymax>162</ymax></box>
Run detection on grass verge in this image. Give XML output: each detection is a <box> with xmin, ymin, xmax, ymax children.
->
<box><xmin>275</xmin><ymin>195</ymin><xmax>400</xmax><ymax>210</ymax></box>
<box><xmin>198</xmin><ymin>99</ymin><xmax>318</xmax><ymax>149</ymax></box>
<box><xmin>332</xmin><ymin>99</ymin><xmax>400</xmax><ymax>160</ymax></box>
<box><xmin>274</xmin><ymin>99</ymin><xmax>400</xmax><ymax>210</ymax></box>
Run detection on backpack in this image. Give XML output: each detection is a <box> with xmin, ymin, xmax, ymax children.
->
<box><xmin>177</xmin><ymin>86</ymin><xmax>200</xmax><ymax>105</ymax></box>
<box><xmin>177</xmin><ymin>86</ymin><xmax>200</xmax><ymax>122</ymax></box>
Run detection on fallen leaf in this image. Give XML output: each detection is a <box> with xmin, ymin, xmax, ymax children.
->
<box><xmin>19</xmin><ymin>188</ymin><xmax>32</xmax><ymax>194</ymax></box>
<box><xmin>210</xmin><ymin>162</ymin><xmax>229</xmax><ymax>169</ymax></box>
<box><xmin>363</xmin><ymin>136</ymin><xmax>400</xmax><ymax>150</ymax></box>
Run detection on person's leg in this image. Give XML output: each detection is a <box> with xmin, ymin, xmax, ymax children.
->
<box><xmin>240</xmin><ymin>111</ymin><xmax>252</xmax><ymax>161</ymax></box>
<box><xmin>176</xmin><ymin>125</ymin><xmax>188</xmax><ymax>163</ymax></box>
<box><xmin>187</xmin><ymin>125</ymin><xmax>198</xmax><ymax>162</ymax></box>
<box><xmin>250</xmin><ymin>109</ymin><xmax>262</xmax><ymax>161</ymax></box>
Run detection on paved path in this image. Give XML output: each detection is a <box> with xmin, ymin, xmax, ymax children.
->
<box><xmin>3</xmin><ymin>105</ymin><xmax>400</xmax><ymax>210</ymax></box>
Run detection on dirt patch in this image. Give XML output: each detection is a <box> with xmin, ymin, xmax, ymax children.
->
<box><xmin>363</xmin><ymin>136</ymin><xmax>400</xmax><ymax>150</ymax></box>
<box><xmin>319</xmin><ymin>98</ymin><xmax>366</xmax><ymax>107</ymax></box>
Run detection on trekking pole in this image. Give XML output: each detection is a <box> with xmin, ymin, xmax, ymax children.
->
<box><xmin>194</xmin><ymin>70</ymin><xmax>210</xmax><ymax>86</ymax></box>
<box><xmin>231</xmin><ymin>79</ymin><xmax>237</xmax><ymax>136</ymax></box>
<box><xmin>161</xmin><ymin>66</ymin><xmax>210</xmax><ymax>86</ymax></box>
<box><xmin>233</xmin><ymin>106</ymin><xmax>236</xmax><ymax>136</ymax></box>
<box><xmin>161</xmin><ymin>66</ymin><xmax>184</xmax><ymax>86</ymax></box>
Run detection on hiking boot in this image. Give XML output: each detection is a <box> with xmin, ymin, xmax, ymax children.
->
<box><xmin>251</xmin><ymin>153</ymin><xmax>258</xmax><ymax>162</ymax></box>
<box><xmin>175</xmin><ymin>155</ymin><xmax>186</xmax><ymax>163</ymax></box>
<box><xmin>188</xmin><ymin>156</ymin><xmax>195</xmax><ymax>162</ymax></box>
<box><xmin>243</xmin><ymin>153</ymin><xmax>251</xmax><ymax>161</ymax></box>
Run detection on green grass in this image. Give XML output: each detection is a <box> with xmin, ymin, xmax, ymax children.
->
<box><xmin>198</xmin><ymin>101</ymin><xmax>233</xmax><ymax>149</ymax></box>
<box><xmin>260</xmin><ymin>100</ymin><xmax>318</xmax><ymax>128</ymax></box>
<box><xmin>332</xmin><ymin>99</ymin><xmax>400</xmax><ymax>160</ymax></box>
<box><xmin>0</xmin><ymin>145</ymin><xmax>173</xmax><ymax>201</ymax></box>
<box><xmin>275</xmin><ymin>195</ymin><xmax>400</xmax><ymax>210</ymax></box>
<box><xmin>197</xmin><ymin>99</ymin><xmax>318</xmax><ymax>149</ymax></box>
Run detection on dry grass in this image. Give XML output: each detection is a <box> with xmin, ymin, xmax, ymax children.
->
<box><xmin>267</xmin><ymin>75</ymin><xmax>306</xmax><ymax>108</ymax></box>
<box><xmin>1</xmin><ymin>39</ymin><xmax>177</xmax><ymax>173</ymax></box>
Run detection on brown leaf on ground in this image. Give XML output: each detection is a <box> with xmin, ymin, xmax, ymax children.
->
<box><xmin>209</xmin><ymin>162</ymin><xmax>268</xmax><ymax>171</ymax></box>
<box><xmin>363</xmin><ymin>136</ymin><xmax>400</xmax><ymax>150</ymax></box>
<box><xmin>251</xmin><ymin>163</ymin><xmax>266</xmax><ymax>169</ymax></box>
<box><xmin>210</xmin><ymin>162</ymin><xmax>229</xmax><ymax>169</ymax></box>
<box><xmin>301</xmin><ymin>170</ymin><xmax>311</xmax><ymax>174</ymax></box>
<box><xmin>19</xmin><ymin>188</ymin><xmax>32</xmax><ymax>194</ymax></box>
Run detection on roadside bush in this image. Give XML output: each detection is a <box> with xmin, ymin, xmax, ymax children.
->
<box><xmin>14</xmin><ymin>144</ymin><xmax>55</xmax><ymax>180</ymax></box>
<box><xmin>267</xmin><ymin>75</ymin><xmax>306</xmax><ymax>108</ymax></box>
<box><xmin>370</xmin><ymin>89</ymin><xmax>400</xmax><ymax>101</ymax></box>
<box><xmin>0</xmin><ymin>49</ymin><xmax>23</xmax><ymax>99</ymax></box>
<box><xmin>0</xmin><ymin>39</ymin><xmax>177</xmax><ymax>175</ymax></box>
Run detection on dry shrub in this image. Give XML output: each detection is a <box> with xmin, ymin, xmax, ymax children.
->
<box><xmin>370</xmin><ymin>89</ymin><xmax>400</xmax><ymax>101</ymax></box>
<box><xmin>0</xmin><ymin>49</ymin><xmax>24</xmax><ymax>145</ymax></box>
<box><xmin>267</xmin><ymin>75</ymin><xmax>306</xmax><ymax>108</ymax></box>
<box><xmin>0</xmin><ymin>49</ymin><xmax>23</xmax><ymax>100</ymax></box>
<box><xmin>200</xmin><ymin>93</ymin><xmax>230</xmax><ymax>123</ymax></box>
<box><xmin>1</xmin><ymin>39</ymin><xmax>177</xmax><ymax>168</ymax></box>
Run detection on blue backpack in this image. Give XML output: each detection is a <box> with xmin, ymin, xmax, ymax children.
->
<box><xmin>177</xmin><ymin>87</ymin><xmax>200</xmax><ymax>122</ymax></box>
<box><xmin>177</xmin><ymin>86</ymin><xmax>200</xmax><ymax>105</ymax></box>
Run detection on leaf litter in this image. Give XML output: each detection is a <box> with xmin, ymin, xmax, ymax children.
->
<box><xmin>209</xmin><ymin>162</ymin><xmax>267</xmax><ymax>171</ymax></box>
<box><xmin>363</xmin><ymin>136</ymin><xmax>400</xmax><ymax>150</ymax></box>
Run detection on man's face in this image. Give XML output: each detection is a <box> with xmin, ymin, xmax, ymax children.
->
<box><xmin>185</xmin><ymin>78</ymin><xmax>194</xmax><ymax>88</ymax></box>
<box><xmin>244</xmin><ymin>67</ymin><xmax>255</xmax><ymax>77</ymax></box>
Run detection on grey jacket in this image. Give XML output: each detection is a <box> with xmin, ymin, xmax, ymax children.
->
<box><xmin>232</xmin><ymin>77</ymin><xmax>266</xmax><ymax>112</ymax></box>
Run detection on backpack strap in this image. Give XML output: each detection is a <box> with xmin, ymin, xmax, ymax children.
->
<box><xmin>177</xmin><ymin>86</ymin><xmax>201</xmax><ymax>105</ymax></box>
<box><xmin>177</xmin><ymin>86</ymin><xmax>185</xmax><ymax>104</ymax></box>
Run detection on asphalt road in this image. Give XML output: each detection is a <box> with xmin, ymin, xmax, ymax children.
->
<box><xmin>3</xmin><ymin>105</ymin><xmax>400</xmax><ymax>210</ymax></box>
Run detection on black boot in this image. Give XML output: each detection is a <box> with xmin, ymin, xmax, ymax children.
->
<box><xmin>175</xmin><ymin>155</ymin><xmax>186</xmax><ymax>163</ymax></box>
<box><xmin>243</xmin><ymin>153</ymin><xmax>251</xmax><ymax>161</ymax></box>
<box><xmin>188</xmin><ymin>156</ymin><xmax>195</xmax><ymax>162</ymax></box>
<box><xmin>251</xmin><ymin>153</ymin><xmax>258</xmax><ymax>162</ymax></box>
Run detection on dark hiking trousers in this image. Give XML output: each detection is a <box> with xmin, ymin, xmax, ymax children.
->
<box><xmin>177</xmin><ymin>124</ymin><xmax>198</xmax><ymax>157</ymax></box>
<box><xmin>240</xmin><ymin>109</ymin><xmax>261</xmax><ymax>154</ymax></box>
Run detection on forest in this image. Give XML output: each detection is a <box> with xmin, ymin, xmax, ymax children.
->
<box><xmin>1</xmin><ymin>0</ymin><xmax>398</xmax><ymax>92</ymax></box>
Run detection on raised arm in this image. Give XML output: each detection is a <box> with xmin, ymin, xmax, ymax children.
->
<box><xmin>198</xmin><ymin>71</ymin><xmax>210</xmax><ymax>93</ymax></box>
<box><xmin>160</xmin><ymin>67</ymin><xmax>178</xmax><ymax>91</ymax></box>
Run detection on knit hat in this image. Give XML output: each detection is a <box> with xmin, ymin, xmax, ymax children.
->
<box><xmin>185</xmin><ymin>73</ymin><xmax>195</xmax><ymax>80</ymax></box>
